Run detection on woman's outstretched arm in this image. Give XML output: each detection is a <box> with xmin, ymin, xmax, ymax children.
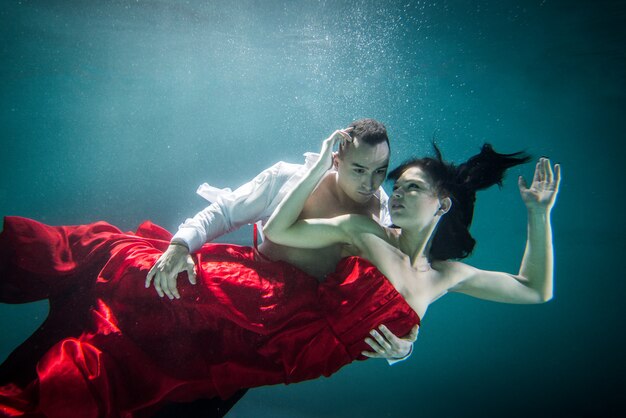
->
<box><xmin>516</xmin><ymin>157</ymin><xmax>560</xmax><ymax>301</ymax></box>
<box><xmin>263</xmin><ymin>129</ymin><xmax>355</xmax><ymax>248</ymax></box>
<box><xmin>450</xmin><ymin>158</ymin><xmax>561</xmax><ymax>304</ymax></box>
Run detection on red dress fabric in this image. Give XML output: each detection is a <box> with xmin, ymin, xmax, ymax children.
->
<box><xmin>0</xmin><ymin>216</ymin><xmax>420</xmax><ymax>417</ymax></box>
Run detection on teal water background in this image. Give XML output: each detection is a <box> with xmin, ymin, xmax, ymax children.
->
<box><xmin>1</xmin><ymin>1</ymin><xmax>625</xmax><ymax>417</ymax></box>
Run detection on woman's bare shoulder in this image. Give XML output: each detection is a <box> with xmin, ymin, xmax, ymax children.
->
<box><xmin>432</xmin><ymin>260</ymin><xmax>478</xmax><ymax>290</ymax></box>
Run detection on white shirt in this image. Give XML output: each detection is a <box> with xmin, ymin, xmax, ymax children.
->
<box><xmin>173</xmin><ymin>153</ymin><xmax>391</xmax><ymax>253</ymax></box>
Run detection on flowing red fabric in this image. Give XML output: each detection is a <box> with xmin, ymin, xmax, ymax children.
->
<box><xmin>0</xmin><ymin>216</ymin><xmax>420</xmax><ymax>417</ymax></box>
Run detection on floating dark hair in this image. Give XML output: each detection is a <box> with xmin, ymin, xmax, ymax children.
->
<box><xmin>388</xmin><ymin>143</ymin><xmax>531</xmax><ymax>261</ymax></box>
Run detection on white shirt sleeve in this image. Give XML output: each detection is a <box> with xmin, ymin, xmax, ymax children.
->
<box><xmin>172</xmin><ymin>162</ymin><xmax>296</xmax><ymax>252</ymax></box>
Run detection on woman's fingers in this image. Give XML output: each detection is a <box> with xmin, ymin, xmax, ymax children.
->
<box><xmin>544</xmin><ymin>158</ymin><xmax>553</xmax><ymax>184</ymax></box>
<box><xmin>532</xmin><ymin>160</ymin><xmax>541</xmax><ymax>185</ymax></box>
<box><xmin>518</xmin><ymin>175</ymin><xmax>528</xmax><ymax>192</ymax></box>
<box><xmin>554</xmin><ymin>163</ymin><xmax>561</xmax><ymax>189</ymax></box>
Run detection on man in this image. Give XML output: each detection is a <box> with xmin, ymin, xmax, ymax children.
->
<box><xmin>147</xmin><ymin>119</ymin><xmax>418</xmax><ymax>416</ymax></box>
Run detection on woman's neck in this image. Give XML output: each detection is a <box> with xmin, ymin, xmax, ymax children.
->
<box><xmin>397</xmin><ymin>222</ymin><xmax>438</xmax><ymax>268</ymax></box>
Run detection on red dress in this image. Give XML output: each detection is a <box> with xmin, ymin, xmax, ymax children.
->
<box><xmin>0</xmin><ymin>216</ymin><xmax>420</xmax><ymax>418</ymax></box>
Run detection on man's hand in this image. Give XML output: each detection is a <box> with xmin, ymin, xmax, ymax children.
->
<box><xmin>319</xmin><ymin>127</ymin><xmax>353</xmax><ymax>170</ymax></box>
<box><xmin>362</xmin><ymin>324</ymin><xmax>419</xmax><ymax>360</ymax></box>
<box><xmin>145</xmin><ymin>243</ymin><xmax>197</xmax><ymax>299</ymax></box>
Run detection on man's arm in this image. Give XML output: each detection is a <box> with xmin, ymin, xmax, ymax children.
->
<box><xmin>173</xmin><ymin>167</ymin><xmax>280</xmax><ymax>252</ymax></box>
<box><xmin>146</xmin><ymin>162</ymin><xmax>292</xmax><ymax>299</ymax></box>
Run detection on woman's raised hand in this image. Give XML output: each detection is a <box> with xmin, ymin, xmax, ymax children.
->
<box><xmin>518</xmin><ymin>157</ymin><xmax>561</xmax><ymax>212</ymax></box>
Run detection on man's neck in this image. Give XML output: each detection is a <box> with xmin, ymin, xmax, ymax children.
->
<box><xmin>329</xmin><ymin>172</ymin><xmax>354</xmax><ymax>207</ymax></box>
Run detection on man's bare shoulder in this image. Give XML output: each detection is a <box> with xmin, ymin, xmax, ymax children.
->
<box><xmin>300</xmin><ymin>175</ymin><xmax>343</xmax><ymax>219</ymax></box>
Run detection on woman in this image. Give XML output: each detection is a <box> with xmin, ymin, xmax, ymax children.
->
<box><xmin>265</xmin><ymin>129</ymin><xmax>559</xmax><ymax>323</ymax></box>
<box><xmin>0</xmin><ymin>131</ymin><xmax>558</xmax><ymax>417</ymax></box>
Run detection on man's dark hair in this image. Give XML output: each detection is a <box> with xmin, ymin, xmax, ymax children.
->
<box><xmin>339</xmin><ymin>119</ymin><xmax>389</xmax><ymax>156</ymax></box>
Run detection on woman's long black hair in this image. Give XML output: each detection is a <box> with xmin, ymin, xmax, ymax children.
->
<box><xmin>388</xmin><ymin>144</ymin><xmax>531</xmax><ymax>261</ymax></box>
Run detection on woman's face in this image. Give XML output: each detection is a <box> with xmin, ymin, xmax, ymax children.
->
<box><xmin>389</xmin><ymin>166</ymin><xmax>445</xmax><ymax>229</ymax></box>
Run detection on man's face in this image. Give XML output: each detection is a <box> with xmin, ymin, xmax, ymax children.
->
<box><xmin>335</xmin><ymin>139</ymin><xmax>390</xmax><ymax>204</ymax></box>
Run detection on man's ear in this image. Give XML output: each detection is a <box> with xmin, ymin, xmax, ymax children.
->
<box><xmin>439</xmin><ymin>197</ymin><xmax>452</xmax><ymax>214</ymax></box>
<box><xmin>332</xmin><ymin>152</ymin><xmax>339</xmax><ymax>169</ymax></box>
